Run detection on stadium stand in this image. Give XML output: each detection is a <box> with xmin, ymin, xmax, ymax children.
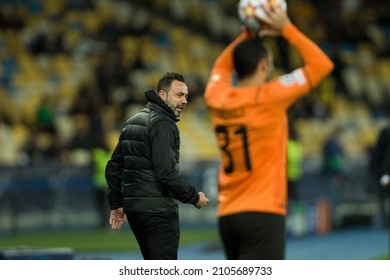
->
<box><xmin>0</xmin><ymin>0</ymin><xmax>388</xmax><ymax>232</ymax></box>
<box><xmin>0</xmin><ymin>0</ymin><xmax>388</xmax><ymax>167</ymax></box>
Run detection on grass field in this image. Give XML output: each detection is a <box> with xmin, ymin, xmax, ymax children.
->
<box><xmin>0</xmin><ymin>228</ymin><xmax>219</xmax><ymax>252</ymax></box>
<box><xmin>1</xmin><ymin>228</ymin><xmax>388</xmax><ymax>260</ymax></box>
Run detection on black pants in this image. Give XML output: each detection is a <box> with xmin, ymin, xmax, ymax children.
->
<box><xmin>219</xmin><ymin>212</ymin><xmax>285</xmax><ymax>260</ymax></box>
<box><xmin>126</xmin><ymin>212</ymin><xmax>180</xmax><ymax>260</ymax></box>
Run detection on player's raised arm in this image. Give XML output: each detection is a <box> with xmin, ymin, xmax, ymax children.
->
<box><xmin>211</xmin><ymin>31</ymin><xmax>249</xmax><ymax>76</ymax></box>
<box><xmin>258</xmin><ymin>5</ymin><xmax>334</xmax><ymax>88</ymax></box>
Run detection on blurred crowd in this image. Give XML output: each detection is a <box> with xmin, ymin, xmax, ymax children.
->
<box><xmin>0</xmin><ymin>0</ymin><xmax>389</xmax><ymax>167</ymax></box>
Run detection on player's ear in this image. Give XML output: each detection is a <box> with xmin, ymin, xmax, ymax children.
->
<box><xmin>258</xmin><ymin>58</ymin><xmax>269</xmax><ymax>72</ymax></box>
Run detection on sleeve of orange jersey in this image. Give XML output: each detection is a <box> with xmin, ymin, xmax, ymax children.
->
<box><xmin>204</xmin><ymin>31</ymin><xmax>249</xmax><ymax>104</ymax></box>
<box><xmin>282</xmin><ymin>23</ymin><xmax>334</xmax><ymax>89</ymax></box>
<box><xmin>263</xmin><ymin>23</ymin><xmax>334</xmax><ymax>109</ymax></box>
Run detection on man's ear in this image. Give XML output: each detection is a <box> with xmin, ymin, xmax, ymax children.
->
<box><xmin>257</xmin><ymin>59</ymin><xmax>268</xmax><ymax>72</ymax></box>
<box><xmin>158</xmin><ymin>90</ymin><xmax>166</xmax><ymax>99</ymax></box>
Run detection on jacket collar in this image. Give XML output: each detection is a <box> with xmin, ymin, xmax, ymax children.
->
<box><xmin>144</xmin><ymin>90</ymin><xmax>179</xmax><ymax>122</ymax></box>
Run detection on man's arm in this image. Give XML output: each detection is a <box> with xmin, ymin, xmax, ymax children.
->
<box><xmin>210</xmin><ymin>31</ymin><xmax>249</xmax><ymax>76</ymax></box>
<box><xmin>260</xmin><ymin>7</ymin><xmax>334</xmax><ymax>89</ymax></box>
<box><xmin>372</xmin><ymin>127</ymin><xmax>390</xmax><ymax>187</ymax></box>
<box><xmin>258</xmin><ymin>7</ymin><xmax>334</xmax><ymax>108</ymax></box>
<box><xmin>105</xmin><ymin>138</ymin><xmax>124</xmax><ymax>210</ymax></box>
<box><xmin>282</xmin><ymin>23</ymin><xmax>334</xmax><ymax>89</ymax></box>
<box><xmin>150</xmin><ymin>120</ymin><xmax>201</xmax><ymax>206</ymax></box>
<box><xmin>204</xmin><ymin>31</ymin><xmax>249</xmax><ymax>102</ymax></box>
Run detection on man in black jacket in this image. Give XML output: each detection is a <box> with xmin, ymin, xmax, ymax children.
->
<box><xmin>369</xmin><ymin>124</ymin><xmax>390</xmax><ymax>228</ymax></box>
<box><xmin>105</xmin><ymin>72</ymin><xmax>209</xmax><ymax>259</ymax></box>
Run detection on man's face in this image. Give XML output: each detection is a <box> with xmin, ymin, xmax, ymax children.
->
<box><xmin>159</xmin><ymin>80</ymin><xmax>189</xmax><ymax>117</ymax></box>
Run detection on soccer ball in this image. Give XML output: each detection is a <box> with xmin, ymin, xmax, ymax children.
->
<box><xmin>238</xmin><ymin>0</ymin><xmax>287</xmax><ymax>32</ymax></box>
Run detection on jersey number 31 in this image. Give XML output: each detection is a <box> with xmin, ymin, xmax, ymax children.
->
<box><xmin>215</xmin><ymin>125</ymin><xmax>252</xmax><ymax>174</ymax></box>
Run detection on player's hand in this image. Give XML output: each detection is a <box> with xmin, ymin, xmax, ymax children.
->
<box><xmin>194</xmin><ymin>192</ymin><xmax>209</xmax><ymax>209</ymax></box>
<box><xmin>109</xmin><ymin>207</ymin><xmax>127</xmax><ymax>231</ymax></box>
<box><xmin>257</xmin><ymin>3</ymin><xmax>291</xmax><ymax>37</ymax></box>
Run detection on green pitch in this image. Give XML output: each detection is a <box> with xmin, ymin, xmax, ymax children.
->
<box><xmin>1</xmin><ymin>229</ymin><xmax>388</xmax><ymax>259</ymax></box>
<box><xmin>0</xmin><ymin>228</ymin><xmax>219</xmax><ymax>252</ymax></box>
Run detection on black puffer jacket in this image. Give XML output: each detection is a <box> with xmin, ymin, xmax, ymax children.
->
<box><xmin>370</xmin><ymin>125</ymin><xmax>390</xmax><ymax>181</ymax></box>
<box><xmin>105</xmin><ymin>90</ymin><xmax>200</xmax><ymax>213</ymax></box>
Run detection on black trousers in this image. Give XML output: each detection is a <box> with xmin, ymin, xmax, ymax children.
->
<box><xmin>219</xmin><ymin>212</ymin><xmax>285</xmax><ymax>260</ymax></box>
<box><xmin>126</xmin><ymin>212</ymin><xmax>180</xmax><ymax>260</ymax></box>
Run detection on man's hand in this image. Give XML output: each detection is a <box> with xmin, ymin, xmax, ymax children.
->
<box><xmin>257</xmin><ymin>3</ymin><xmax>291</xmax><ymax>37</ymax></box>
<box><xmin>109</xmin><ymin>207</ymin><xmax>127</xmax><ymax>231</ymax></box>
<box><xmin>194</xmin><ymin>192</ymin><xmax>209</xmax><ymax>209</ymax></box>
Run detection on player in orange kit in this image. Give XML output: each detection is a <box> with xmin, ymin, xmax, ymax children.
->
<box><xmin>204</xmin><ymin>5</ymin><xmax>334</xmax><ymax>259</ymax></box>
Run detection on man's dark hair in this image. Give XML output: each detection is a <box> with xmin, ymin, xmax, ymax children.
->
<box><xmin>233</xmin><ymin>37</ymin><xmax>269</xmax><ymax>80</ymax></box>
<box><xmin>157</xmin><ymin>72</ymin><xmax>185</xmax><ymax>93</ymax></box>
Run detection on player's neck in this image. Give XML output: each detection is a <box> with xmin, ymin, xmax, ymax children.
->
<box><xmin>238</xmin><ymin>72</ymin><xmax>266</xmax><ymax>87</ymax></box>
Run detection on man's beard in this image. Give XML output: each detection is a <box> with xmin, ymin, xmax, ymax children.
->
<box><xmin>164</xmin><ymin>99</ymin><xmax>176</xmax><ymax>113</ymax></box>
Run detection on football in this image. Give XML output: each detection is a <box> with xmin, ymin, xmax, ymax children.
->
<box><xmin>237</xmin><ymin>0</ymin><xmax>287</xmax><ymax>32</ymax></box>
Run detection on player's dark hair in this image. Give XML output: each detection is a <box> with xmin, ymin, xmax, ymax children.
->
<box><xmin>233</xmin><ymin>37</ymin><xmax>269</xmax><ymax>80</ymax></box>
<box><xmin>157</xmin><ymin>72</ymin><xmax>185</xmax><ymax>93</ymax></box>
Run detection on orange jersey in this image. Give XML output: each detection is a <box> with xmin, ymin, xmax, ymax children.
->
<box><xmin>205</xmin><ymin>23</ymin><xmax>334</xmax><ymax>217</ymax></box>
